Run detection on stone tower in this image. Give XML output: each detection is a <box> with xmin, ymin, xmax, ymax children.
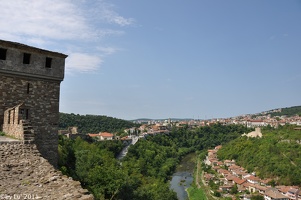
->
<box><xmin>0</xmin><ymin>39</ymin><xmax>67</xmax><ymax>166</ymax></box>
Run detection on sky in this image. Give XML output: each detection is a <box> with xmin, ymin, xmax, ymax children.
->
<box><xmin>0</xmin><ymin>0</ymin><xmax>300</xmax><ymax>120</ymax></box>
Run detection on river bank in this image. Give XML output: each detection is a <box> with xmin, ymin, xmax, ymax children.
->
<box><xmin>170</xmin><ymin>152</ymin><xmax>196</xmax><ymax>200</ymax></box>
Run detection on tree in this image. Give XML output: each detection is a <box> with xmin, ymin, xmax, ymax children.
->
<box><xmin>230</xmin><ymin>184</ymin><xmax>238</xmax><ymax>194</ymax></box>
<box><xmin>251</xmin><ymin>195</ymin><xmax>264</xmax><ymax>200</ymax></box>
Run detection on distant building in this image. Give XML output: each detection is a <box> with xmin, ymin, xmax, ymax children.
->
<box><xmin>242</xmin><ymin>127</ymin><xmax>263</xmax><ymax>138</ymax></box>
<box><xmin>264</xmin><ymin>188</ymin><xmax>289</xmax><ymax>200</ymax></box>
<box><xmin>88</xmin><ymin>132</ymin><xmax>114</xmax><ymax>141</ymax></box>
<box><xmin>247</xmin><ymin>120</ymin><xmax>266</xmax><ymax>128</ymax></box>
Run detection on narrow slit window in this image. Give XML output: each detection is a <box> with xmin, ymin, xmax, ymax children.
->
<box><xmin>27</xmin><ymin>83</ymin><xmax>30</xmax><ymax>94</ymax></box>
<box><xmin>0</xmin><ymin>48</ymin><xmax>7</xmax><ymax>60</ymax></box>
<box><xmin>25</xmin><ymin>109</ymin><xmax>29</xmax><ymax>120</ymax></box>
<box><xmin>23</xmin><ymin>53</ymin><xmax>31</xmax><ymax>64</ymax></box>
<box><xmin>45</xmin><ymin>57</ymin><xmax>52</xmax><ymax>68</ymax></box>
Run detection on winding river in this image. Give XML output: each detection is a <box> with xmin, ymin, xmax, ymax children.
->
<box><xmin>170</xmin><ymin>152</ymin><xmax>196</xmax><ymax>200</ymax></box>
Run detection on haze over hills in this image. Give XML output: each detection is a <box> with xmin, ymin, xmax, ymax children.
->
<box><xmin>131</xmin><ymin>105</ymin><xmax>301</xmax><ymax>122</ymax></box>
<box><xmin>58</xmin><ymin>105</ymin><xmax>301</xmax><ymax>134</ymax></box>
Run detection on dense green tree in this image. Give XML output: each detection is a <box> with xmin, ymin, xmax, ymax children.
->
<box><xmin>251</xmin><ymin>195</ymin><xmax>264</xmax><ymax>200</ymax></box>
<box><xmin>59</xmin><ymin>113</ymin><xmax>139</xmax><ymax>134</ymax></box>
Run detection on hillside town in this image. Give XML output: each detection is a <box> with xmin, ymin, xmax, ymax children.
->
<box><xmin>131</xmin><ymin>108</ymin><xmax>300</xmax><ymax>133</ymax></box>
<box><xmin>59</xmin><ymin>108</ymin><xmax>301</xmax><ymax>141</ymax></box>
<box><xmin>203</xmin><ymin>144</ymin><xmax>300</xmax><ymax>200</ymax></box>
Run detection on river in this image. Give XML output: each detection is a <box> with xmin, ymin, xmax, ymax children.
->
<box><xmin>170</xmin><ymin>152</ymin><xmax>196</xmax><ymax>200</ymax></box>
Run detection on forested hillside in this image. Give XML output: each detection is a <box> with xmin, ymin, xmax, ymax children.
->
<box><xmin>217</xmin><ymin>125</ymin><xmax>301</xmax><ymax>185</ymax></box>
<box><xmin>59</xmin><ymin>113</ymin><xmax>139</xmax><ymax>133</ymax></box>
<box><xmin>58</xmin><ymin>123</ymin><xmax>250</xmax><ymax>199</ymax></box>
<box><xmin>270</xmin><ymin>105</ymin><xmax>301</xmax><ymax>117</ymax></box>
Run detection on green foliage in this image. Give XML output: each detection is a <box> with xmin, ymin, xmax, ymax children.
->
<box><xmin>58</xmin><ymin>124</ymin><xmax>248</xmax><ymax>199</ymax></box>
<box><xmin>218</xmin><ymin>125</ymin><xmax>301</xmax><ymax>185</ymax></box>
<box><xmin>59</xmin><ymin>113</ymin><xmax>139</xmax><ymax>134</ymax></box>
<box><xmin>187</xmin><ymin>185</ymin><xmax>207</xmax><ymax>200</ymax></box>
<box><xmin>213</xmin><ymin>190</ymin><xmax>221</xmax><ymax>197</ymax></box>
<box><xmin>251</xmin><ymin>195</ymin><xmax>264</xmax><ymax>200</ymax></box>
<box><xmin>268</xmin><ymin>106</ymin><xmax>301</xmax><ymax>117</ymax></box>
<box><xmin>0</xmin><ymin>131</ymin><xmax>5</xmax><ymax>136</ymax></box>
<box><xmin>230</xmin><ymin>184</ymin><xmax>238</xmax><ymax>194</ymax></box>
<box><xmin>58</xmin><ymin>135</ymin><xmax>177</xmax><ymax>199</ymax></box>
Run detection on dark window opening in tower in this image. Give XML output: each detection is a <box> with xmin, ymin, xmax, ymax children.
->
<box><xmin>45</xmin><ymin>57</ymin><xmax>52</xmax><ymax>68</ymax></box>
<box><xmin>0</xmin><ymin>48</ymin><xmax>7</xmax><ymax>60</ymax></box>
<box><xmin>23</xmin><ymin>53</ymin><xmax>31</xmax><ymax>64</ymax></box>
<box><xmin>27</xmin><ymin>83</ymin><xmax>30</xmax><ymax>94</ymax></box>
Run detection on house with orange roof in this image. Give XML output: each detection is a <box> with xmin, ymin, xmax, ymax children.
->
<box><xmin>215</xmin><ymin>145</ymin><xmax>222</xmax><ymax>150</ymax></box>
<box><xmin>100</xmin><ymin>132</ymin><xmax>114</xmax><ymax>140</ymax></box>
<box><xmin>228</xmin><ymin>164</ymin><xmax>242</xmax><ymax>171</ymax></box>
<box><xmin>224</xmin><ymin>159</ymin><xmax>236</xmax><ymax>166</ymax></box>
<box><xmin>233</xmin><ymin>177</ymin><xmax>247</xmax><ymax>186</ymax></box>
<box><xmin>260</xmin><ymin>178</ymin><xmax>273</xmax><ymax>186</ymax></box>
<box><xmin>286</xmin><ymin>188</ymin><xmax>301</xmax><ymax>200</ymax></box>
<box><xmin>247</xmin><ymin>175</ymin><xmax>261</xmax><ymax>185</ymax></box>
<box><xmin>88</xmin><ymin>133</ymin><xmax>101</xmax><ymax>140</ymax></box>
<box><xmin>276</xmin><ymin>186</ymin><xmax>292</xmax><ymax>195</ymax></box>
<box><xmin>88</xmin><ymin>132</ymin><xmax>114</xmax><ymax>141</ymax></box>
<box><xmin>224</xmin><ymin>175</ymin><xmax>237</xmax><ymax>185</ymax></box>
<box><xmin>232</xmin><ymin>169</ymin><xmax>248</xmax><ymax>178</ymax></box>
<box><xmin>204</xmin><ymin>172</ymin><xmax>214</xmax><ymax>183</ymax></box>
<box><xmin>217</xmin><ymin>168</ymin><xmax>231</xmax><ymax>177</ymax></box>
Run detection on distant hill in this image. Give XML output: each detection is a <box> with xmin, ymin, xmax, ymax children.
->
<box><xmin>133</xmin><ymin>106</ymin><xmax>301</xmax><ymax>122</ymax></box>
<box><xmin>59</xmin><ymin>113</ymin><xmax>139</xmax><ymax>134</ymax></box>
<box><xmin>253</xmin><ymin>105</ymin><xmax>301</xmax><ymax>118</ymax></box>
<box><xmin>269</xmin><ymin>105</ymin><xmax>301</xmax><ymax>117</ymax></box>
<box><xmin>217</xmin><ymin>125</ymin><xmax>301</xmax><ymax>185</ymax></box>
<box><xmin>131</xmin><ymin>118</ymin><xmax>195</xmax><ymax>122</ymax></box>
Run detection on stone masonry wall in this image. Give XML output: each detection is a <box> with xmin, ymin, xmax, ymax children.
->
<box><xmin>0</xmin><ymin>142</ymin><xmax>94</xmax><ymax>200</ymax></box>
<box><xmin>0</xmin><ymin>74</ymin><xmax>60</xmax><ymax>166</ymax></box>
<box><xmin>2</xmin><ymin>104</ymin><xmax>24</xmax><ymax>140</ymax></box>
<box><xmin>0</xmin><ymin>40</ymin><xmax>65</xmax><ymax>80</ymax></box>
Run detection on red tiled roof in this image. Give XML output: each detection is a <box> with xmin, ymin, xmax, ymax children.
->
<box><xmin>88</xmin><ymin>133</ymin><xmax>100</xmax><ymax>137</ymax></box>
<box><xmin>247</xmin><ymin>175</ymin><xmax>261</xmax><ymax>181</ymax></box>
<box><xmin>265</xmin><ymin>188</ymin><xmax>288</xmax><ymax>199</ymax></box>
<box><xmin>233</xmin><ymin>177</ymin><xmax>247</xmax><ymax>185</ymax></box>
<box><xmin>226</xmin><ymin>175</ymin><xmax>236</xmax><ymax>181</ymax></box>
<box><xmin>100</xmin><ymin>132</ymin><xmax>113</xmax><ymax>137</ymax></box>
<box><xmin>242</xmin><ymin>182</ymin><xmax>252</xmax><ymax>187</ymax></box>
<box><xmin>228</xmin><ymin>164</ymin><xmax>241</xmax><ymax>169</ymax></box>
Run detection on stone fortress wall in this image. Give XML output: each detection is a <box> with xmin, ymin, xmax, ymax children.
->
<box><xmin>0</xmin><ymin>141</ymin><xmax>93</xmax><ymax>200</ymax></box>
<box><xmin>0</xmin><ymin>40</ymin><xmax>94</xmax><ymax>199</ymax></box>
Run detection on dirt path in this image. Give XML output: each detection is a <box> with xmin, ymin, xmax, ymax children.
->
<box><xmin>282</xmin><ymin>152</ymin><xmax>297</xmax><ymax>166</ymax></box>
<box><xmin>195</xmin><ymin>158</ymin><xmax>218</xmax><ymax>200</ymax></box>
<box><xmin>196</xmin><ymin>159</ymin><xmax>201</xmax><ymax>189</ymax></box>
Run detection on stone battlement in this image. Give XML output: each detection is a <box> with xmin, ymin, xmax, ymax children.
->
<box><xmin>0</xmin><ymin>142</ymin><xmax>94</xmax><ymax>200</ymax></box>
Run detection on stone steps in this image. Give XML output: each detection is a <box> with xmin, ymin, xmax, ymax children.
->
<box><xmin>21</xmin><ymin>120</ymin><xmax>35</xmax><ymax>142</ymax></box>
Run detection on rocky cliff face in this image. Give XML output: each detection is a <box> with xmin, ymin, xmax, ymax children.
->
<box><xmin>0</xmin><ymin>142</ymin><xmax>94</xmax><ymax>200</ymax></box>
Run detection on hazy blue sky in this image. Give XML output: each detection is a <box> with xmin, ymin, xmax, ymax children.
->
<box><xmin>1</xmin><ymin>0</ymin><xmax>300</xmax><ymax>120</ymax></box>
